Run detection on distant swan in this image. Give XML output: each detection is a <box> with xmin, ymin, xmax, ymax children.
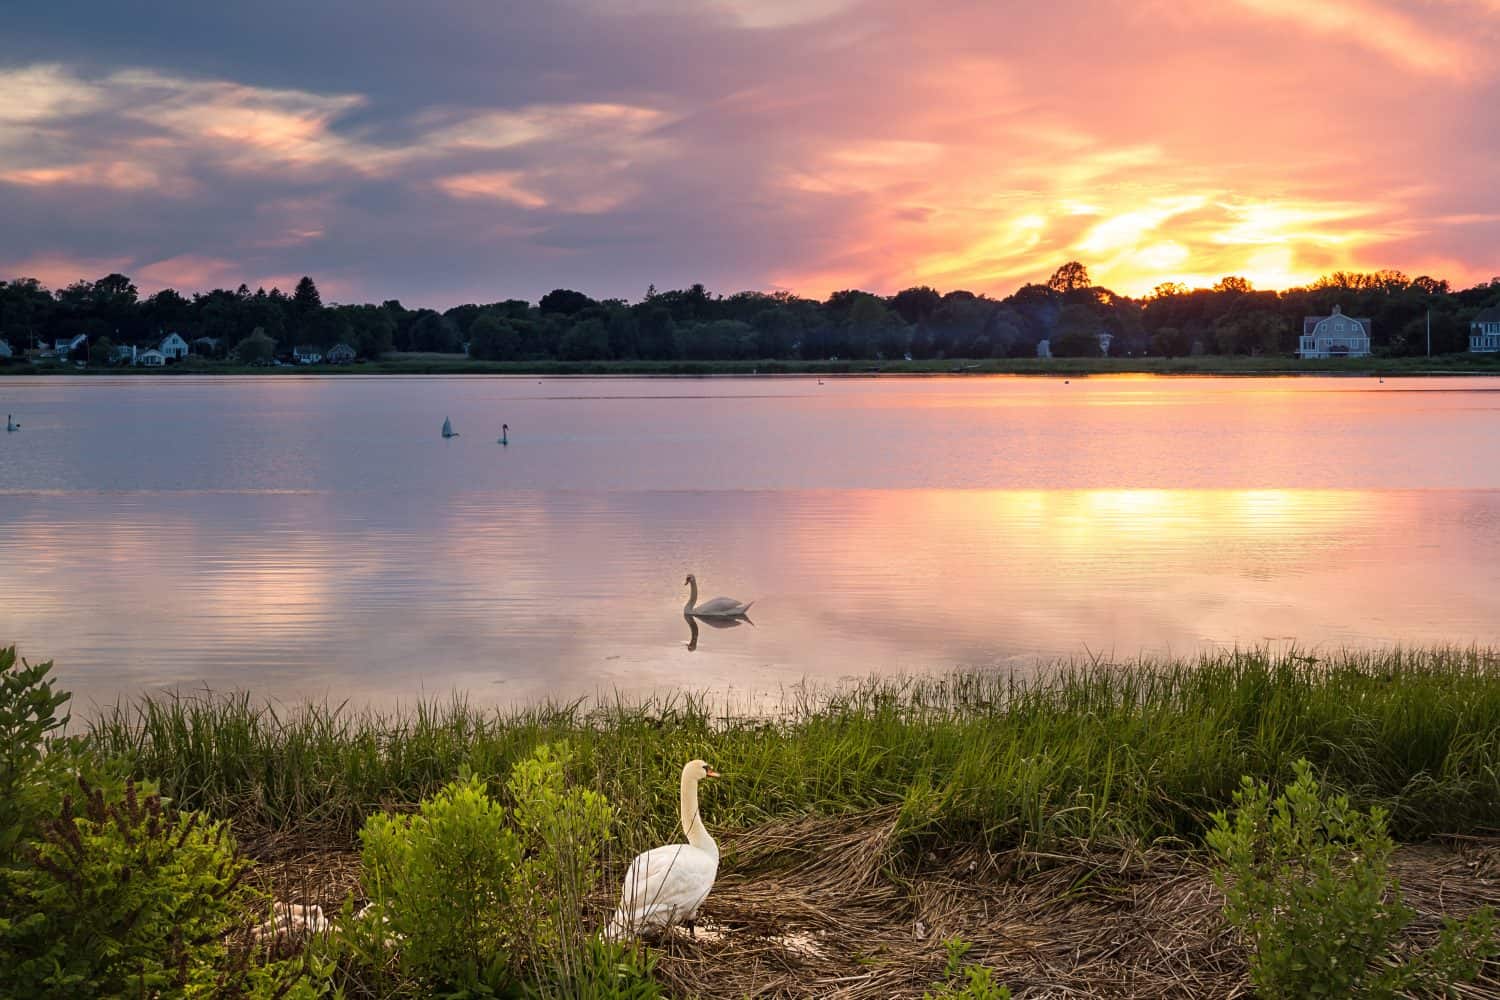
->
<box><xmin>499</xmin><ymin>423</ymin><xmax>508</xmax><ymax>445</ymax></box>
<box><xmin>442</xmin><ymin>416</ymin><xmax>458</xmax><ymax>438</ymax></box>
<box><xmin>5</xmin><ymin>414</ymin><xmax>17</xmax><ymax>432</ymax></box>
<box><xmin>607</xmin><ymin>760</ymin><xmax>720</xmax><ymax>939</ymax></box>
<box><xmin>684</xmin><ymin>574</ymin><xmax>754</xmax><ymax>618</ymax></box>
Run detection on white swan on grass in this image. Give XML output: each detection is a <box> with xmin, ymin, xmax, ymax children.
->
<box><xmin>607</xmin><ymin>759</ymin><xmax>720</xmax><ymax>939</ymax></box>
<box><xmin>683</xmin><ymin>574</ymin><xmax>753</xmax><ymax>618</ymax></box>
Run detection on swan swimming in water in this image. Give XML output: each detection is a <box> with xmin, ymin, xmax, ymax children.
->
<box><xmin>441</xmin><ymin>416</ymin><xmax>458</xmax><ymax>438</ymax></box>
<box><xmin>498</xmin><ymin>423</ymin><xmax>508</xmax><ymax>445</ymax></box>
<box><xmin>607</xmin><ymin>759</ymin><xmax>720</xmax><ymax>939</ymax></box>
<box><xmin>683</xmin><ymin>574</ymin><xmax>753</xmax><ymax>618</ymax></box>
<box><xmin>5</xmin><ymin>414</ymin><xmax>17</xmax><ymax>432</ymax></box>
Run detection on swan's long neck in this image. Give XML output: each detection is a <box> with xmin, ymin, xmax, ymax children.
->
<box><xmin>680</xmin><ymin>772</ymin><xmax>717</xmax><ymax>857</ymax></box>
<box><xmin>684</xmin><ymin>578</ymin><xmax>698</xmax><ymax>615</ymax></box>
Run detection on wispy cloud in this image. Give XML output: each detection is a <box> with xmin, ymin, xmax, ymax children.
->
<box><xmin>0</xmin><ymin>0</ymin><xmax>1496</xmax><ymax>303</ymax></box>
<box><xmin>1226</xmin><ymin>0</ymin><xmax>1478</xmax><ymax>78</ymax></box>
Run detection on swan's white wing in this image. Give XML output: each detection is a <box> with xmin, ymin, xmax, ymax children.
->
<box><xmin>608</xmin><ymin>844</ymin><xmax>718</xmax><ymax>938</ymax></box>
<box><xmin>691</xmin><ymin>596</ymin><xmax>751</xmax><ymax>617</ymax></box>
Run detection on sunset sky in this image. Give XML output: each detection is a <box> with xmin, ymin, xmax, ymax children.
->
<box><xmin>2</xmin><ymin>0</ymin><xmax>1497</xmax><ymax>306</ymax></box>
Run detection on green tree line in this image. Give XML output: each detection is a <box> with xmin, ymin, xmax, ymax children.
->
<box><xmin>2</xmin><ymin>264</ymin><xmax>1497</xmax><ymax>364</ymax></box>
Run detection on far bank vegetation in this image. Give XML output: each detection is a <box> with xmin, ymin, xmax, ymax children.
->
<box><xmin>3</xmin><ymin>264</ymin><xmax>1499</xmax><ymax>370</ymax></box>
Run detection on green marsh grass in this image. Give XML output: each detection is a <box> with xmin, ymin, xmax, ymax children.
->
<box><xmin>85</xmin><ymin>648</ymin><xmax>1500</xmax><ymax>857</ymax></box>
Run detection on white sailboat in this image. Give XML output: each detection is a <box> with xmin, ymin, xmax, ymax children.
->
<box><xmin>441</xmin><ymin>416</ymin><xmax>458</xmax><ymax>438</ymax></box>
<box><xmin>5</xmin><ymin>414</ymin><xmax>17</xmax><ymax>432</ymax></box>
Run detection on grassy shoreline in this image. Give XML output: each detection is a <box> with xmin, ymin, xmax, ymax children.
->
<box><xmin>86</xmin><ymin>647</ymin><xmax>1500</xmax><ymax>855</ymax></box>
<box><xmin>7</xmin><ymin>353</ymin><xmax>1500</xmax><ymax>377</ymax></box>
<box><xmin>13</xmin><ymin>645</ymin><xmax>1500</xmax><ymax>997</ymax></box>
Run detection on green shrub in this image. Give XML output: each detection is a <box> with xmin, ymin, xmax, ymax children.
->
<box><xmin>0</xmin><ymin>775</ymin><xmax>313</xmax><ymax>998</ymax></box>
<box><xmin>507</xmin><ymin>743</ymin><xmax>614</xmax><ymax>968</ymax></box>
<box><xmin>0</xmin><ymin>648</ymin><xmax>71</xmax><ymax>865</ymax></box>
<box><xmin>0</xmin><ymin>648</ymin><xmax>327</xmax><ymax>999</ymax></box>
<box><xmin>924</xmin><ymin>937</ymin><xmax>1011</xmax><ymax>1000</ymax></box>
<box><xmin>354</xmin><ymin>744</ymin><xmax>615</xmax><ymax>994</ymax></box>
<box><xmin>1208</xmin><ymin>759</ymin><xmax>1497</xmax><ymax>998</ymax></box>
<box><xmin>358</xmin><ymin>770</ymin><xmax>521</xmax><ymax>992</ymax></box>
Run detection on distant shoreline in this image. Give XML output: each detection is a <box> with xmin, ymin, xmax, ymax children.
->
<box><xmin>4</xmin><ymin>354</ymin><xmax>1500</xmax><ymax>377</ymax></box>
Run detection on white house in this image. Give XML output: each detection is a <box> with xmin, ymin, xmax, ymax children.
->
<box><xmin>113</xmin><ymin>344</ymin><xmax>138</xmax><ymax>364</ymax></box>
<box><xmin>293</xmin><ymin>345</ymin><xmax>323</xmax><ymax>364</ymax></box>
<box><xmin>1469</xmin><ymin>306</ymin><xmax>1500</xmax><ymax>353</ymax></box>
<box><xmin>1299</xmin><ymin>305</ymin><xmax>1371</xmax><ymax>358</ymax></box>
<box><xmin>136</xmin><ymin>348</ymin><xmax>166</xmax><ymax>367</ymax></box>
<box><xmin>53</xmin><ymin>333</ymin><xmax>88</xmax><ymax>359</ymax></box>
<box><xmin>159</xmin><ymin>332</ymin><xmax>189</xmax><ymax>360</ymax></box>
<box><xmin>326</xmin><ymin>342</ymin><xmax>356</xmax><ymax>364</ymax></box>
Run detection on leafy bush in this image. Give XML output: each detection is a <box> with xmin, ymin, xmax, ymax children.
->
<box><xmin>358</xmin><ymin>770</ymin><xmax>521</xmax><ymax>992</ymax></box>
<box><xmin>924</xmin><ymin>937</ymin><xmax>1011</xmax><ymax>1000</ymax></box>
<box><xmin>1208</xmin><ymin>759</ymin><xmax>1497</xmax><ymax>998</ymax></box>
<box><xmin>507</xmin><ymin>743</ymin><xmax>614</xmax><ymax>967</ymax></box>
<box><xmin>0</xmin><ymin>648</ymin><xmax>326</xmax><ymax>999</ymax></box>
<box><xmin>0</xmin><ymin>774</ymin><xmax>322</xmax><ymax>998</ymax></box>
<box><xmin>0</xmin><ymin>648</ymin><xmax>71</xmax><ymax>865</ymax></box>
<box><xmin>354</xmin><ymin>744</ymin><xmax>615</xmax><ymax>994</ymax></box>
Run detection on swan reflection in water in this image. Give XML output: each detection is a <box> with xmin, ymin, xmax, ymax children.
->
<box><xmin>683</xmin><ymin>611</ymin><xmax>752</xmax><ymax>652</ymax></box>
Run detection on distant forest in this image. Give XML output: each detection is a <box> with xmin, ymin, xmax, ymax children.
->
<box><xmin>3</xmin><ymin>262</ymin><xmax>1499</xmax><ymax>364</ymax></box>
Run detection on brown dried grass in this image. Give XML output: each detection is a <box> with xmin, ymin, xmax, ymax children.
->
<box><xmin>245</xmin><ymin>812</ymin><xmax>1500</xmax><ymax>999</ymax></box>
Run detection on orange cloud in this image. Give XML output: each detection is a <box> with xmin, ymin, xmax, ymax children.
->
<box><xmin>419</xmin><ymin>102</ymin><xmax>669</xmax><ymax>152</ymax></box>
<box><xmin>435</xmin><ymin>171</ymin><xmax>550</xmax><ymax>209</ymax></box>
<box><xmin>0</xmin><ymin>64</ymin><xmax>107</xmax><ymax>124</ymax></box>
<box><xmin>0</xmin><ymin>252</ymin><xmax>134</xmax><ymax>287</ymax></box>
<box><xmin>135</xmin><ymin>255</ymin><xmax>245</xmax><ymax>290</ymax></box>
<box><xmin>2</xmin><ymin>0</ymin><xmax>1497</xmax><ymax>304</ymax></box>
<box><xmin>0</xmin><ymin>160</ymin><xmax>159</xmax><ymax>190</ymax></box>
<box><xmin>1226</xmin><ymin>0</ymin><xmax>1478</xmax><ymax>79</ymax></box>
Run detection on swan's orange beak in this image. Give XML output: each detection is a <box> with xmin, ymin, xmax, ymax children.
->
<box><xmin>705</xmin><ymin>768</ymin><xmax>721</xmax><ymax>778</ymax></box>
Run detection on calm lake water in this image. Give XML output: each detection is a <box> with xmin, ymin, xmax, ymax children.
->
<box><xmin>3</xmin><ymin>374</ymin><xmax>1499</xmax><ymax>710</ymax></box>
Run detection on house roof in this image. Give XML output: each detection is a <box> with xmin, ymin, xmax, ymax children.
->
<box><xmin>1472</xmin><ymin>306</ymin><xmax>1500</xmax><ymax>324</ymax></box>
<box><xmin>1303</xmin><ymin>306</ymin><xmax>1371</xmax><ymax>337</ymax></box>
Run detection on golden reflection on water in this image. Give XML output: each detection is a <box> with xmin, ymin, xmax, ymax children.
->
<box><xmin>3</xmin><ymin>486</ymin><xmax>1495</xmax><ymax>711</ymax></box>
<box><xmin>5</xmin><ymin>375</ymin><xmax>1500</xmax><ymax>710</ymax></box>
